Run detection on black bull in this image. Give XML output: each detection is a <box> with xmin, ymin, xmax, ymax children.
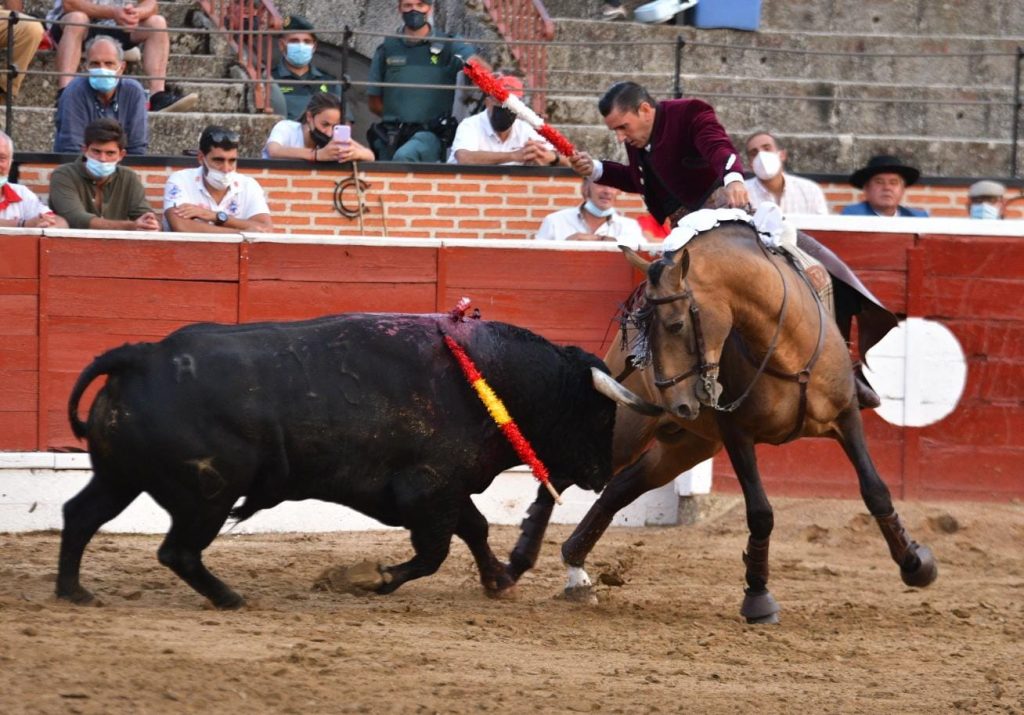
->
<box><xmin>59</xmin><ymin>313</ymin><xmax>623</xmax><ymax>608</ymax></box>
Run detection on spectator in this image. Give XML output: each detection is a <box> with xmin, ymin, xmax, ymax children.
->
<box><xmin>967</xmin><ymin>180</ymin><xmax>1006</xmax><ymax>220</ymax></box>
<box><xmin>269</xmin><ymin>14</ymin><xmax>344</xmax><ymax>122</ymax></box>
<box><xmin>0</xmin><ymin>130</ymin><xmax>68</xmax><ymax>228</ymax></box>
<box><xmin>48</xmin><ymin>117</ymin><xmax>159</xmax><ymax>230</ymax></box>
<box><xmin>744</xmin><ymin>130</ymin><xmax>828</xmax><ymax>215</ymax></box>
<box><xmin>47</xmin><ymin>0</ymin><xmax>195</xmax><ymax>111</ymax></box>
<box><xmin>841</xmin><ymin>155</ymin><xmax>928</xmax><ymax>217</ymax></box>
<box><xmin>366</xmin><ymin>0</ymin><xmax>485</xmax><ymax>162</ymax></box>
<box><xmin>536</xmin><ymin>177</ymin><xmax>643</xmax><ymax>247</ymax></box>
<box><xmin>0</xmin><ymin>1</ymin><xmax>45</xmax><ymax>101</ymax></box>
<box><xmin>447</xmin><ymin>73</ymin><xmax>559</xmax><ymax>167</ymax></box>
<box><xmin>54</xmin><ymin>35</ymin><xmax>148</xmax><ymax>154</ymax></box>
<box><xmin>163</xmin><ymin>125</ymin><xmax>272</xmax><ymax>233</ymax></box>
<box><xmin>263</xmin><ymin>92</ymin><xmax>373</xmax><ymax>162</ymax></box>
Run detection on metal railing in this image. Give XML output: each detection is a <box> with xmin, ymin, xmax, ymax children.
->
<box><xmin>481</xmin><ymin>0</ymin><xmax>555</xmax><ymax>115</ymax></box>
<box><xmin>196</xmin><ymin>0</ymin><xmax>282</xmax><ymax>113</ymax></box>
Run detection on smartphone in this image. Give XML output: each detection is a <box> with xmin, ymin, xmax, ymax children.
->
<box><xmin>332</xmin><ymin>125</ymin><xmax>351</xmax><ymax>144</ymax></box>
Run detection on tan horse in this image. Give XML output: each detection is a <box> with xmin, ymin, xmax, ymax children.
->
<box><xmin>511</xmin><ymin>221</ymin><xmax>937</xmax><ymax>623</ymax></box>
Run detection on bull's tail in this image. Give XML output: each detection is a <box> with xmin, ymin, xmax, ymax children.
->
<box><xmin>68</xmin><ymin>343</ymin><xmax>150</xmax><ymax>440</ymax></box>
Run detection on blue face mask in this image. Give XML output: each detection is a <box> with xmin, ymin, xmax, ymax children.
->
<box><xmin>285</xmin><ymin>42</ymin><xmax>314</xmax><ymax>67</ymax></box>
<box><xmin>87</xmin><ymin>67</ymin><xmax>119</xmax><ymax>94</ymax></box>
<box><xmin>969</xmin><ymin>202</ymin><xmax>1000</xmax><ymax>220</ymax></box>
<box><xmin>584</xmin><ymin>199</ymin><xmax>615</xmax><ymax>218</ymax></box>
<box><xmin>85</xmin><ymin>156</ymin><xmax>118</xmax><ymax>179</ymax></box>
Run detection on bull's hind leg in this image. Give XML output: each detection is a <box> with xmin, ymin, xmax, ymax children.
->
<box><xmin>835</xmin><ymin>408</ymin><xmax>937</xmax><ymax>588</ymax></box>
<box><xmin>156</xmin><ymin>502</ymin><xmax>242</xmax><ymax>609</ymax></box>
<box><xmin>56</xmin><ymin>475</ymin><xmax>141</xmax><ymax>604</ymax></box>
<box><xmin>718</xmin><ymin>419</ymin><xmax>780</xmax><ymax>624</ymax></box>
<box><xmin>455</xmin><ymin>498</ymin><xmax>516</xmax><ymax>596</ymax></box>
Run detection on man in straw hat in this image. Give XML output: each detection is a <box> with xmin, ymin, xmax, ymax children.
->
<box><xmin>841</xmin><ymin>154</ymin><xmax>928</xmax><ymax>217</ymax></box>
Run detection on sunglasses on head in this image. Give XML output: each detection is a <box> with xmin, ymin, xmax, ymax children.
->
<box><xmin>206</xmin><ymin>129</ymin><xmax>240</xmax><ymax>144</ymax></box>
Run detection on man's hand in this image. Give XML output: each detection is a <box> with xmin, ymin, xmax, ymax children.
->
<box><xmin>169</xmin><ymin>203</ymin><xmax>216</xmax><ymax>223</ymax></box>
<box><xmin>565</xmin><ymin>232</ymin><xmax>611</xmax><ymax>242</ymax></box>
<box><xmin>116</xmin><ymin>3</ymin><xmax>140</xmax><ymax>29</ymax></box>
<box><xmin>569</xmin><ymin>151</ymin><xmax>594</xmax><ymax>177</ymax></box>
<box><xmin>28</xmin><ymin>212</ymin><xmax>59</xmax><ymax>228</ymax></box>
<box><xmin>134</xmin><ymin>211</ymin><xmax>161</xmax><ymax>232</ymax></box>
<box><xmin>723</xmin><ymin>181</ymin><xmax>749</xmax><ymax>209</ymax></box>
<box><xmin>520</xmin><ymin>140</ymin><xmax>553</xmax><ymax>166</ymax></box>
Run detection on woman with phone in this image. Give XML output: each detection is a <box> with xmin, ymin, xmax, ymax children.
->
<box><xmin>263</xmin><ymin>92</ymin><xmax>374</xmax><ymax>163</ymax></box>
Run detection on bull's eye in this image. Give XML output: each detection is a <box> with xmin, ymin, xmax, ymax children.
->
<box><xmin>666</xmin><ymin>320</ymin><xmax>685</xmax><ymax>335</ymax></box>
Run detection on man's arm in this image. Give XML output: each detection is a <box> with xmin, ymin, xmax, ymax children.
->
<box><xmin>48</xmin><ymin>167</ymin><xmax>100</xmax><ymax>229</ymax></box>
<box><xmin>53</xmin><ymin>87</ymin><xmax>89</xmax><ymax>154</ymax></box>
<box><xmin>366</xmin><ymin>46</ymin><xmax>385</xmax><ymax>117</ymax></box>
<box><xmin>122</xmin><ymin>81</ymin><xmax>149</xmax><ymax>155</ymax></box>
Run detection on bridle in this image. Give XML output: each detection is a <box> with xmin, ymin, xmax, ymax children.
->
<box><xmin>646</xmin><ymin>241</ymin><xmax>827</xmax><ymax>436</ymax></box>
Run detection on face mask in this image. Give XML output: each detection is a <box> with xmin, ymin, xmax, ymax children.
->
<box><xmin>309</xmin><ymin>124</ymin><xmax>332</xmax><ymax>148</ymax></box>
<box><xmin>969</xmin><ymin>202</ymin><xmax>1001</xmax><ymax>220</ymax></box>
<box><xmin>0</xmin><ymin>176</ymin><xmax>7</xmax><ymax>188</ymax></box>
<box><xmin>584</xmin><ymin>199</ymin><xmax>615</xmax><ymax>218</ymax></box>
<box><xmin>87</xmin><ymin>67</ymin><xmax>119</xmax><ymax>94</ymax></box>
<box><xmin>85</xmin><ymin>156</ymin><xmax>118</xmax><ymax>179</ymax></box>
<box><xmin>203</xmin><ymin>163</ymin><xmax>235</xmax><ymax>191</ymax></box>
<box><xmin>402</xmin><ymin>10</ymin><xmax>428</xmax><ymax>30</ymax></box>
<box><xmin>489</xmin><ymin>106</ymin><xmax>516</xmax><ymax>133</ymax></box>
<box><xmin>285</xmin><ymin>42</ymin><xmax>314</xmax><ymax>67</ymax></box>
<box><xmin>752</xmin><ymin>151</ymin><xmax>782</xmax><ymax>181</ymax></box>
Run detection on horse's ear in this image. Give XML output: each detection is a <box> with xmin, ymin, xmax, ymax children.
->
<box><xmin>620</xmin><ymin>246</ymin><xmax>651</xmax><ymax>273</ymax></box>
<box><xmin>669</xmin><ymin>247</ymin><xmax>690</xmax><ymax>280</ymax></box>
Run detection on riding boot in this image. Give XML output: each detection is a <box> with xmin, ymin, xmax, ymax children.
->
<box><xmin>853</xmin><ymin>362</ymin><xmax>881</xmax><ymax>409</ymax></box>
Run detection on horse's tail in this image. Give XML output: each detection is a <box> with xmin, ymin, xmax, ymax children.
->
<box><xmin>68</xmin><ymin>343</ymin><xmax>150</xmax><ymax>440</ymax></box>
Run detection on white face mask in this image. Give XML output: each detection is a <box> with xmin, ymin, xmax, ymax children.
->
<box><xmin>752</xmin><ymin>151</ymin><xmax>782</xmax><ymax>181</ymax></box>
<box><xmin>203</xmin><ymin>163</ymin><xmax>235</xmax><ymax>191</ymax></box>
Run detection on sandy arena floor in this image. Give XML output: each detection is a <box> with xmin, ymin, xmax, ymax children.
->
<box><xmin>1</xmin><ymin>496</ymin><xmax>1021</xmax><ymax>714</ymax></box>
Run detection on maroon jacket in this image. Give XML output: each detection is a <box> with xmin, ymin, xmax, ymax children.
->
<box><xmin>598</xmin><ymin>98</ymin><xmax>743</xmax><ymax>223</ymax></box>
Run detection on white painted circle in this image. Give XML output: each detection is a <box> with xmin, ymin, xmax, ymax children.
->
<box><xmin>862</xmin><ymin>318</ymin><xmax>967</xmax><ymax>427</ymax></box>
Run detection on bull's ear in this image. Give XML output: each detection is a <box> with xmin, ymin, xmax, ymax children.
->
<box><xmin>591</xmin><ymin>368</ymin><xmax>664</xmax><ymax>416</ymax></box>
<box><xmin>620</xmin><ymin>246</ymin><xmax>651</xmax><ymax>273</ymax></box>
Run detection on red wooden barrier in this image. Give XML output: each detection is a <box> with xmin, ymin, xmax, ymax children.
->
<box><xmin>3</xmin><ymin>231</ymin><xmax>1022</xmax><ymax>501</ymax></box>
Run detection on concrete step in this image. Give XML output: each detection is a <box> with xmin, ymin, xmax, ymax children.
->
<box><xmin>546</xmin><ymin>23</ymin><xmax>1022</xmax><ymax>86</ymax></box>
<box><xmin>15</xmin><ymin>52</ymin><xmax>234</xmax><ymax>108</ymax></box>
<box><xmin>545</xmin><ymin>0</ymin><xmax>1024</xmax><ymax>38</ymax></box>
<box><xmin>545</xmin><ymin>76</ymin><xmax>1015</xmax><ymax>140</ymax></box>
<box><xmin>2</xmin><ymin>107</ymin><xmax>279</xmax><ymax>156</ymax></box>
<box><xmin>561</xmin><ymin>123</ymin><xmax>1020</xmax><ymax>178</ymax></box>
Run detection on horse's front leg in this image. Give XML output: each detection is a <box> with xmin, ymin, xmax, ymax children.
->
<box><xmin>718</xmin><ymin>417</ymin><xmax>781</xmax><ymax>624</ymax></box>
<box><xmin>835</xmin><ymin>407</ymin><xmax>938</xmax><ymax>588</ymax></box>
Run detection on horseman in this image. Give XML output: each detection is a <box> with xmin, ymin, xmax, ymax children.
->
<box><xmin>568</xmin><ymin>81</ymin><xmax>894</xmax><ymax>409</ymax></box>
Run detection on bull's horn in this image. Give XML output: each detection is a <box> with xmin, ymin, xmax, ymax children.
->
<box><xmin>591</xmin><ymin>368</ymin><xmax>664</xmax><ymax>416</ymax></box>
<box><xmin>621</xmin><ymin>246</ymin><xmax>651</xmax><ymax>273</ymax></box>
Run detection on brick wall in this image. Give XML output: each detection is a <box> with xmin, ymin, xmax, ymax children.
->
<box><xmin>13</xmin><ymin>161</ymin><xmax>1022</xmax><ymax>237</ymax></box>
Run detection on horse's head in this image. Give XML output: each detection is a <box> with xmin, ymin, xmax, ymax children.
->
<box><xmin>623</xmin><ymin>245</ymin><xmax>731</xmax><ymax>421</ymax></box>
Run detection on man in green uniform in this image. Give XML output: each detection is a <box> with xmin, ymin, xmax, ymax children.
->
<box><xmin>367</xmin><ymin>0</ymin><xmax>484</xmax><ymax>162</ymax></box>
<box><xmin>271</xmin><ymin>15</ymin><xmax>344</xmax><ymax>121</ymax></box>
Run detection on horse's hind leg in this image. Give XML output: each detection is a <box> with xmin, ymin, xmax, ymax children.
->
<box><xmin>56</xmin><ymin>474</ymin><xmax>142</xmax><ymax>604</ymax></box>
<box><xmin>836</xmin><ymin>408</ymin><xmax>937</xmax><ymax>587</ymax></box>
<box><xmin>718</xmin><ymin>419</ymin><xmax>780</xmax><ymax>624</ymax></box>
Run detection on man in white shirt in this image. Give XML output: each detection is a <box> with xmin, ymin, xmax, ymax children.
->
<box><xmin>0</xmin><ymin>130</ymin><xmax>68</xmax><ymax>229</ymax></box>
<box><xmin>535</xmin><ymin>178</ymin><xmax>643</xmax><ymax>248</ymax></box>
<box><xmin>448</xmin><ymin>73</ymin><xmax>560</xmax><ymax>167</ymax></box>
<box><xmin>163</xmin><ymin>125</ymin><xmax>273</xmax><ymax>233</ymax></box>
<box><xmin>744</xmin><ymin>131</ymin><xmax>828</xmax><ymax>215</ymax></box>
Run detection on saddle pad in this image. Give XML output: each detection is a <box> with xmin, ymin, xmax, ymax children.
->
<box><xmin>779</xmin><ymin>243</ymin><xmax>835</xmax><ymax>319</ymax></box>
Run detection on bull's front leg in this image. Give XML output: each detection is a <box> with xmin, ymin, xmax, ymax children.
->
<box><xmin>455</xmin><ymin>499</ymin><xmax>517</xmax><ymax>596</ymax></box>
<box><xmin>507</xmin><ymin>486</ymin><xmax>556</xmax><ymax>581</ymax></box>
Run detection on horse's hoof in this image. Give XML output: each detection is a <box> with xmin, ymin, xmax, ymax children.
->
<box><xmin>563</xmin><ymin>586</ymin><xmax>598</xmax><ymax>605</ymax></box>
<box><xmin>740</xmin><ymin>588</ymin><xmax>780</xmax><ymax>625</ymax></box>
<box><xmin>901</xmin><ymin>544</ymin><xmax>938</xmax><ymax>588</ymax></box>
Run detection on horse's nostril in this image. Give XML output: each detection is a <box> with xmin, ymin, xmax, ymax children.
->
<box><xmin>676</xmin><ymin>404</ymin><xmax>695</xmax><ymax>420</ymax></box>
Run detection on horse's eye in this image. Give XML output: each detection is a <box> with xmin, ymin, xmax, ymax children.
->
<box><xmin>666</xmin><ymin>320</ymin><xmax>685</xmax><ymax>335</ymax></box>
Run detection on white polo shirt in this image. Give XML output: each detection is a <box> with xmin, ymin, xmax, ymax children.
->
<box><xmin>0</xmin><ymin>183</ymin><xmax>48</xmax><ymax>223</ymax></box>
<box><xmin>162</xmin><ymin>167</ymin><xmax>270</xmax><ymax>231</ymax></box>
<box><xmin>535</xmin><ymin>205</ymin><xmax>644</xmax><ymax>249</ymax></box>
<box><xmin>447</xmin><ymin>110</ymin><xmax>554</xmax><ymax>165</ymax></box>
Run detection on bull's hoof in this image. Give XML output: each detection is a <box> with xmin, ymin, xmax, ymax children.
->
<box><xmin>482</xmin><ymin>567</ymin><xmax>518</xmax><ymax>597</ymax></box>
<box><xmin>212</xmin><ymin>591</ymin><xmax>246</xmax><ymax>610</ymax></box>
<box><xmin>563</xmin><ymin>585</ymin><xmax>598</xmax><ymax>605</ymax></box>
<box><xmin>56</xmin><ymin>584</ymin><xmax>97</xmax><ymax>606</ymax></box>
<box><xmin>740</xmin><ymin>588</ymin><xmax>780</xmax><ymax>625</ymax></box>
<box><xmin>901</xmin><ymin>545</ymin><xmax>938</xmax><ymax>588</ymax></box>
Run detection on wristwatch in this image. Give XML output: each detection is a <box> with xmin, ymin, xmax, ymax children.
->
<box><xmin>214</xmin><ymin>211</ymin><xmax>229</xmax><ymax>226</ymax></box>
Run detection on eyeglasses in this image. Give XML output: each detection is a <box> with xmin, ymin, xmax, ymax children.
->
<box><xmin>204</xmin><ymin>129</ymin><xmax>240</xmax><ymax>145</ymax></box>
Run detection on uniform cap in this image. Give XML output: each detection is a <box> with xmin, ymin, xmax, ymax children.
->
<box><xmin>968</xmin><ymin>180</ymin><xmax>1006</xmax><ymax>199</ymax></box>
<box><xmin>283</xmin><ymin>15</ymin><xmax>316</xmax><ymax>39</ymax></box>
